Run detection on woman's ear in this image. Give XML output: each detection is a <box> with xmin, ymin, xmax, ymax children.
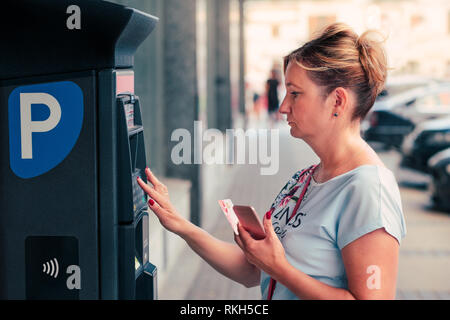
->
<box><xmin>333</xmin><ymin>87</ymin><xmax>348</xmax><ymax>115</ymax></box>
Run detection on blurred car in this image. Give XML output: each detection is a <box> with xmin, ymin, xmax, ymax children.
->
<box><xmin>400</xmin><ymin>116</ymin><xmax>450</xmax><ymax>173</ymax></box>
<box><xmin>376</xmin><ymin>75</ymin><xmax>441</xmax><ymax>101</ymax></box>
<box><xmin>428</xmin><ymin>147</ymin><xmax>450</xmax><ymax>212</ymax></box>
<box><xmin>362</xmin><ymin>83</ymin><xmax>450</xmax><ymax>149</ymax></box>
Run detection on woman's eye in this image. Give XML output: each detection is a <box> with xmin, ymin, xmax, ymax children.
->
<box><xmin>290</xmin><ymin>92</ymin><xmax>301</xmax><ymax>98</ymax></box>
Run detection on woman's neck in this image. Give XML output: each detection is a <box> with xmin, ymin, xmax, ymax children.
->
<box><xmin>309</xmin><ymin>134</ymin><xmax>375</xmax><ymax>183</ymax></box>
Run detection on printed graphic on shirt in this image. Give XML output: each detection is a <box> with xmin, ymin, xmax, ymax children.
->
<box><xmin>268</xmin><ymin>165</ymin><xmax>315</xmax><ymax>239</ymax></box>
<box><xmin>273</xmin><ymin>206</ymin><xmax>307</xmax><ymax>239</ymax></box>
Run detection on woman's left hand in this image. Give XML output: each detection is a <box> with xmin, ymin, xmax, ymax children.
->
<box><xmin>234</xmin><ymin>212</ymin><xmax>288</xmax><ymax>278</ymax></box>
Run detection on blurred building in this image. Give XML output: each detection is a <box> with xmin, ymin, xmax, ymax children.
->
<box><xmin>245</xmin><ymin>0</ymin><xmax>450</xmax><ymax>95</ymax></box>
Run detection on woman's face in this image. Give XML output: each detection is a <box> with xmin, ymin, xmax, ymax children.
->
<box><xmin>278</xmin><ymin>62</ymin><xmax>333</xmax><ymax>140</ymax></box>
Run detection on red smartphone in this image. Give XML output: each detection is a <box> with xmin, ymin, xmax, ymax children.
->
<box><xmin>232</xmin><ymin>205</ymin><xmax>266</xmax><ymax>240</ymax></box>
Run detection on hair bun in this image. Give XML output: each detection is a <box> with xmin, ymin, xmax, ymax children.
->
<box><xmin>356</xmin><ymin>30</ymin><xmax>388</xmax><ymax>96</ymax></box>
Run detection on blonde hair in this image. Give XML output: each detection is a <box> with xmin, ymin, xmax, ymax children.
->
<box><xmin>283</xmin><ymin>22</ymin><xmax>388</xmax><ymax>121</ymax></box>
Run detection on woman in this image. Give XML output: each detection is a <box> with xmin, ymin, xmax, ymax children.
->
<box><xmin>137</xmin><ymin>22</ymin><xmax>406</xmax><ymax>300</ymax></box>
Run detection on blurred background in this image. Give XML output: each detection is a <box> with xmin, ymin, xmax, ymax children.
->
<box><xmin>111</xmin><ymin>0</ymin><xmax>450</xmax><ymax>300</ymax></box>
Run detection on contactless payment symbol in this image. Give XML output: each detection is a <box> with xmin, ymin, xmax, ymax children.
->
<box><xmin>8</xmin><ymin>81</ymin><xmax>83</xmax><ymax>179</ymax></box>
<box><xmin>42</xmin><ymin>258</ymin><xmax>59</xmax><ymax>278</ymax></box>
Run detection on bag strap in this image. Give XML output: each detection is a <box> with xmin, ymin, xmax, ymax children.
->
<box><xmin>266</xmin><ymin>164</ymin><xmax>318</xmax><ymax>300</ymax></box>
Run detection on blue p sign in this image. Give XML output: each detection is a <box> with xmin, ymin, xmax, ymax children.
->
<box><xmin>8</xmin><ymin>81</ymin><xmax>84</xmax><ymax>179</ymax></box>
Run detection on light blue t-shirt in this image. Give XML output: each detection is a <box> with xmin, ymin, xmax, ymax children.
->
<box><xmin>260</xmin><ymin>164</ymin><xmax>407</xmax><ymax>300</ymax></box>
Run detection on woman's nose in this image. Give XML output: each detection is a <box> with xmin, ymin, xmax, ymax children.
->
<box><xmin>278</xmin><ymin>97</ymin><xmax>289</xmax><ymax>114</ymax></box>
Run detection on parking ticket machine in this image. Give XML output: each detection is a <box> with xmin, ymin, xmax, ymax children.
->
<box><xmin>0</xmin><ymin>0</ymin><xmax>158</xmax><ymax>299</ymax></box>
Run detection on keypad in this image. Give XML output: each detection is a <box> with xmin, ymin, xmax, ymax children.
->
<box><xmin>132</xmin><ymin>169</ymin><xmax>147</xmax><ymax>213</ymax></box>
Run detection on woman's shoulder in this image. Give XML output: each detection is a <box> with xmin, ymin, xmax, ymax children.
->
<box><xmin>338</xmin><ymin>164</ymin><xmax>401</xmax><ymax>208</ymax></box>
<box><xmin>342</xmin><ymin>163</ymin><xmax>396</xmax><ymax>187</ymax></box>
<box><xmin>352</xmin><ymin>156</ymin><xmax>394</xmax><ymax>180</ymax></box>
<box><xmin>309</xmin><ymin>163</ymin><xmax>399</xmax><ymax>204</ymax></box>
<box><xmin>339</xmin><ymin>152</ymin><xmax>392</xmax><ymax>183</ymax></box>
<box><xmin>335</xmin><ymin>163</ymin><xmax>406</xmax><ymax>248</ymax></box>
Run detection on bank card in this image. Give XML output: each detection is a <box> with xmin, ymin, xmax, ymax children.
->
<box><xmin>218</xmin><ymin>199</ymin><xmax>239</xmax><ymax>235</ymax></box>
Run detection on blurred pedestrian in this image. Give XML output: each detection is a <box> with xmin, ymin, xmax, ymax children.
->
<box><xmin>266</xmin><ymin>69</ymin><xmax>280</xmax><ymax>128</ymax></box>
<box><xmin>252</xmin><ymin>92</ymin><xmax>262</xmax><ymax>120</ymax></box>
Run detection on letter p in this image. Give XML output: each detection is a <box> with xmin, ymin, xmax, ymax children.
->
<box><xmin>20</xmin><ymin>93</ymin><xmax>61</xmax><ymax>159</ymax></box>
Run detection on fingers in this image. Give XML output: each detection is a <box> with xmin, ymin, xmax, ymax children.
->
<box><xmin>234</xmin><ymin>233</ymin><xmax>256</xmax><ymax>266</ymax></box>
<box><xmin>136</xmin><ymin>176</ymin><xmax>155</xmax><ymax>197</ymax></box>
<box><xmin>263</xmin><ymin>212</ymin><xmax>276</xmax><ymax>238</ymax></box>
<box><xmin>136</xmin><ymin>175</ymin><xmax>151</xmax><ymax>193</ymax></box>
<box><xmin>147</xmin><ymin>198</ymin><xmax>173</xmax><ymax>227</ymax></box>
<box><xmin>147</xmin><ymin>198</ymin><xmax>166</xmax><ymax>217</ymax></box>
<box><xmin>136</xmin><ymin>177</ymin><xmax>168</xmax><ymax>208</ymax></box>
<box><xmin>145</xmin><ymin>167</ymin><xmax>163</xmax><ymax>188</ymax></box>
<box><xmin>236</xmin><ymin>223</ymin><xmax>253</xmax><ymax>247</ymax></box>
<box><xmin>234</xmin><ymin>233</ymin><xmax>244</xmax><ymax>250</ymax></box>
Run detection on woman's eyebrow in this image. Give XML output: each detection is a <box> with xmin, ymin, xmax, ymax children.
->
<box><xmin>286</xmin><ymin>82</ymin><xmax>303</xmax><ymax>89</ymax></box>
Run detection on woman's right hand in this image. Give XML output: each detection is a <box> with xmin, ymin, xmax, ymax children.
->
<box><xmin>137</xmin><ymin>167</ymin><xmax>188</xmax><ymax>235</ymax></box>
<box><xmin>138</xmin><ymin>168</ymin><xmax>260</xmax><ymax>288</ymax></box>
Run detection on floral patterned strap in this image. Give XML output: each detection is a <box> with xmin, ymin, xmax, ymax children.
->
<box><xmin>266</xmin><ymin>163</ymin><xmax>319</xmax><ymax>300</ymax></box>
<box><xmin>288</xmin><ymin>164</ymin><xmax>318</xmax><ymax>221</ymax></box>
<box><xmin>267</xmin><ymin>164</ymin><xmax>317</xmax><ymax>218</ymax></box>
<box><xmin>296</xmin><ymin>164</ymin><xmax>316</xmax><ymax>183</ymax></box>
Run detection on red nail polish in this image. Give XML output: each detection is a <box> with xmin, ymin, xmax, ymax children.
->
<box><xmin>148</xmin><ymin>199</ymin><xmax>155</xmax><ymax>206</ymax></box>
<box><xmin>265</xmin><ymin>210</ymin><xmax>272</xmax><ymax>219</ymax></box>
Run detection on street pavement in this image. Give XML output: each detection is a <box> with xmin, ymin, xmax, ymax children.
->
<box><xmin>159</xmin><ymin>118</ymin><xmax>450</xmax><ymax>300</ymax></box>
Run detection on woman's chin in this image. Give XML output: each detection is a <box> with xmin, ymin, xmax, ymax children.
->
<box><xmin>289</xmin><ymin>126</ymin><xmax>300</xmax><ymax>138</ymax></box>
<box><xmin>288</xmin><ymin>125</ymin><xmax>304</xmax><ymax>138</ymax></box>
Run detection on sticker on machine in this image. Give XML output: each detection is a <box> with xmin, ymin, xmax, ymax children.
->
<box><xmin>8</xmin><ymin>81</ymin><xmax>84</xmax><ymax>179</ymax></box>
<box><xmin>25</xmin><ymin>236</ymin><xmax>81</xmax><ymax>300</ymax></box>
